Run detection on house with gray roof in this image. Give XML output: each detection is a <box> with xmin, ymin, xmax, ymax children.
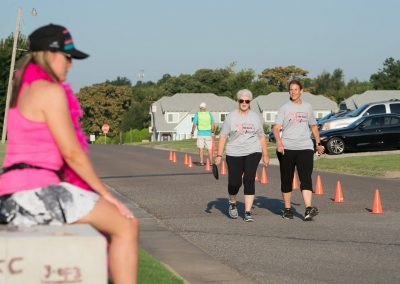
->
<box><xmin>251</xmin><ymin>92</ymin><xmax>338</xmax><ymax>127</ymax></box>
<box><xmin>149</xmin><ymin>93</ymin><xmax>237</xmax><ymax>141</ymax></box>
<box><xmin>339</xmin><ymin>90</ymin><xmax>400</xmax><ymax>110</ymax></box>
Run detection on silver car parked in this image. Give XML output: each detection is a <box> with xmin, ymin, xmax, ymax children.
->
<box><xmin>320</xmin><ymin>99</ymin><xmax>400</xmax><ymax>131</ymax></box>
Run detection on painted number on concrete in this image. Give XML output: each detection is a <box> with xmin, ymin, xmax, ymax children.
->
<box><xmin>42</xmin><ymin>265</ymin><xmax>82</xmax><ymax>283</ymax></box>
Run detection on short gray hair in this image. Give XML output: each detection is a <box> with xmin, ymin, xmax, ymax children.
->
<box><xmin>236</xmin><ymin>89</ymin><xmax>253</xmax><ymax>100</ymax></box>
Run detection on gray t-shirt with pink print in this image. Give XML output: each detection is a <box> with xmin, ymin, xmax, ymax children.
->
<box><xmin>275</xmin><ymin>100</ymin><xmax>317</xmax><ymax>150</ymax></box>
<box><xmin>220</xmin><ymin>110</ymin><xmax>264</xmax><ymax>156</ymax></box>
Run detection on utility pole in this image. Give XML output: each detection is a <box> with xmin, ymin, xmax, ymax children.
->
<box><xmin>1</xmin><ymin>8</ymin><xmax>22</xmax><ymax>144</ymax></box>
<box><xmin>1</xmin><ymin>8</ymin><xmax>37</xmax><ymax>144</ymax></box>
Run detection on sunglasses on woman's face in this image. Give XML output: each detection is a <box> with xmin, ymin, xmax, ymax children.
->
<box><xmin>63</xmin><ymin>53</ymin><xmax>72</xmax><ymax>63</ymax></box>
<box><xmin>238</xmin><ymin>99</ymin><xmax>251</xmax><ymax>104</ymax></box>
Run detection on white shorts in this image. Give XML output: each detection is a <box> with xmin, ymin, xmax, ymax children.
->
<box><xmin>0</xmin><ymin>182</ymin><xmax>99</xmax><ymax>227</ymax></box>
<box><xmin>197</xmin><ymin>136</ymin><xmax>212</xmax><ymax>150</ymax></box>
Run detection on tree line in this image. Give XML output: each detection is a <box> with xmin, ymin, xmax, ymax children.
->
<box><xmin>1</xmin><ymin>33</ymin><xmax>400</xmax><ymax>138</ymax></box>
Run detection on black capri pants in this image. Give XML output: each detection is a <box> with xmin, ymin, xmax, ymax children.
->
<box><xmin>226</xmin><ymin>152</ymin><xmax>262</xmax><ymax>196</ymax></box>
<box><xmin>277</xmin><ymin>149</ymin><xmax>314</xmax><ymax>193</ymax></box>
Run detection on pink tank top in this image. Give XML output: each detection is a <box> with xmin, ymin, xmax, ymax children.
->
<box><xmin>0</xmin><ymin>64</ymin><xmax>93</xmax><ymax>195</ymax></box>
<box><xmin>0</xmin><ymin>97</ymin><xmax>63</xmax><ymax>194</ymax></box>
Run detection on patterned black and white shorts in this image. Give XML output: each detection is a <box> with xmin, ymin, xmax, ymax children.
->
<box><xmin>0</xmin><ymin>182</ymin><xmax>99</xmax><ymax>227</ymax></box>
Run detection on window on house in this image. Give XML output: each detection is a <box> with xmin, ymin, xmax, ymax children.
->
<box><xmin>314</xmin><ymin>111</ymin><xmax>330</xmax><ymax>119</ymax></box>
<box><xmin>264</xmin><ymin>112</ymin><xmax>277</xmax><ymax>122</ymax></box>
<box><xmin>166</xmin><ymin>112</ymin><xmax>179</xmax><ymax>123</ymax></box>
<box><xmin>219</xmin><ymin>112</ymin><xmax>229</xmax><ymax>122</ymax></box>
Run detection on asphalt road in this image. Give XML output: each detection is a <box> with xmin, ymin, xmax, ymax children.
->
<box><xmin>90</xmin><ymin>144</ymin><xmax>400</xmax><ymax>284</ymax></box>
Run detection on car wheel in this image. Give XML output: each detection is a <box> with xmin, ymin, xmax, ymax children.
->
<box><xmin>327</xmin><ymin>137</ymin><xmax>345</xmax><ymax>155</ymax></box>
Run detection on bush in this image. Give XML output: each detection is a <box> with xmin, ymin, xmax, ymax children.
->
<box><xmin>263</xmin><ymin>123</ymin><xmax>270</xmax><ymax>133</ymax></box>
<box><xmin>123</xmin><ymin>129</ymin><xmax>149</xmax><ymax>143</ymax></box>
<box><xmin>94</xmin><ymin>135</ymin><xmax>117</xmax><ymax>144</ymax></box>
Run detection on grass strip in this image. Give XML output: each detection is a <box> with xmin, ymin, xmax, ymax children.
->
<box><xmin>138</xmin><ymin>249</ymin><xmax>184</xmax><ymax>284</ymax></box>
<box><xmin>314</xmin><ymin>155</ymin><xmax>400</xmax><ymax>177</ymax></box>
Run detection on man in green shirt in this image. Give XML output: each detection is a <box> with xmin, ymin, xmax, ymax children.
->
<box><xmin>191</xmin><ymin>102</ymin><xmax>215</xmax><ymax>165</ymax></box>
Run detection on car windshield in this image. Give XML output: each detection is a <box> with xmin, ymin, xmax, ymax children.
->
<box><xmin>334</xmin><ymin>110</ymin><xmax>350</xmax><ymax>118</ymax></box>
<box><xmin>346</xmin><ymin>104</ymin><xmax>369</xmax><ymax>117</ymax></box>
<box><xmin>347</xmin><ymin>116</ymin><xmax>366</xmax><ymax>128</ymax></box>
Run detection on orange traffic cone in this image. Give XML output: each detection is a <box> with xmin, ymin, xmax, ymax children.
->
<box><xmin>315</xmin><ymin>175</ymin><xmax>324</xmax><ymax>195</ymax></box>
<box><xmin>334</xmin><ymin>180</ymin><xmax>344</xmax><ymax>203</ymax></box>
<box><xmin>260</xmin><ymin>166</ymin><xmax>268</xmax><ymax>184</ymax></box>
<box><xmin>220</xmin><ymin>160</ymin><xmax>227</xmax><ymax>175</ymax></box>
<box><xmin>255</xmin><ymin>171</ymin><xmax>259</xmax><ymax>181</ymax></box>
<box><xmin>205</xmin><ymin>158</ymin><xmax>211</xmax><ymax>171</ymax></box>
<box><xmin>184</xmin><ymin>153</ymin><xmax>188</xmax><ymax>165</ymax></box>
<box><xmin>188</xmin><ymin>155</ymin><xmax>193</xmax><ymax>168</ymax></box>
<box><xmin>172</xmin><ymin>152</ymin><xmax>177</xmax><ymax>163</ymax></box>
<box><xmin>169</xmin><ymin>150</ymin><xmax>173</xmax><ymax>161</ymax></box>
<box><xmin>371</xmin><ymin>189</ymin><xmax>383</xmax><ymax>214</ymax></box>
<box><xmin>292</xmin><ymin>172</ymin><xmax>299</xmax><ymax>190</ymax></box>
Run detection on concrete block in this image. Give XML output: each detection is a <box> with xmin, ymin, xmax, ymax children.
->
<box><xmin>0</xmin><ymin>224</ymin><xmax>107</xmax><ymax>284</ymax></box>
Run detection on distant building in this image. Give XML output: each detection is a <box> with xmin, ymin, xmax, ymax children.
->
<box><xmin>251</xmin><ymin>92</ymin><xmax>338</xmax><ymax>126</ymax></box>
<box><xmin>340</xmin><ymin>90</ymin><xmax>400</xmax><ymax>110</ymax></box>
<box><xmin>149</xmin><ymin>93</ymin><xmax>236</xmax><ymax>141</ymax></box>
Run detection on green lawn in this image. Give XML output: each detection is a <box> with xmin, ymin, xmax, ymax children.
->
<box><xmin>314</xmin><ymin>155</ymin><xmax>400</xmax><ymax>177</ymax></box>
<box><xmin>139</xmin><ymin>138</ymin><xmax>278</xmax><ymax>158</ymax></box>
<box><xmin>138</xmin><ymin>249</ymin><xmax>183</xmax><ymax>284</ymax></box>
<box><xmin>138</xmin><ymin>139</ymin><xmax>400</xmax><ymax>177</ymax></box>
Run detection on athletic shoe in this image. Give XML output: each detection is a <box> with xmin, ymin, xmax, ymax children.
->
<box><xmin>243</xmin><ymin>211</ymin><xmax>254</xmax><ymax>222</ymax></box>
<box><xmin>228</xmin><ymin>202</ymin><xmax>238</xmax><ymax>219</ymax></box>
<box><xmin>304</xmin><ymin>206</ymin><xmax>319</xmax><ymax>221</ymax></box>
<box><xmin>282</xmin><ymin>208</ymin><xmax>294</xmax><ymax>219</ymax></box>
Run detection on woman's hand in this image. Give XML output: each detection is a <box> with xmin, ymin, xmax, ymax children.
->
<box><xmin>276</xmin><ymin>142</ymin><xmax>285</xmax><ymax>155</ymax></box>
<box><xmin>262</xmin><ymin>155</ymin><xmax>270</xmax><ymax>166</ymax></box>
<box><xmin>103</xmin><ymin>194</ymin><xmax>134</xmax><ymax>219</ymax></box>
<box><xmin>214</xmin><ymin>156</ymin><xmax>222</xmax><ymax>165</ymax></box>
<box><xmin>316</xmin><ymin>145</ymin><xmax>325</xmax><ymax>155</ymax></box>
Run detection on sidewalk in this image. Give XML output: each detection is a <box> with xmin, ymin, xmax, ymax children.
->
<box><xmin>109</xmin><ymin>186</ymin><xmax>256</xmax><ymax>284</ymax></box>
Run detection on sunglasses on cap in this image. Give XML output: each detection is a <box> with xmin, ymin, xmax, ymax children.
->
<box><xmin>238</xmin><ymin>99</ymin><xmax>251</xmax><ymax>104</ymax></box>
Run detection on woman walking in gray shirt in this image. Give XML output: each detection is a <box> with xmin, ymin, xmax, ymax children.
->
<box><xmin>214</xmin><ymin>89</ymin><xmax>269</xmax><ymax>222</ymax></box>
<box><xmin>273</xmin><ymin>80</ymin><xmax>325</xmax><ymax>221</ymax></box>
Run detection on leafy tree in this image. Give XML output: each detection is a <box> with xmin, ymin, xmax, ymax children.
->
<box><xmin>160</xmin><ymin>74</ymin><xmax>208</xmax><ymax>96</ymax></box>
<box><xmin>370</xmin><ymin>57</ymin><xmax>400</xmax><ymax>89</ymax></box>
<box><xmin>314</xmin><ymin>68</ymin><xmax>345</xmax><ymax>95</ymax></box>
<box><xmin>105</xmin><ymin>76</ymin><xmax>132</xmax><ymax>86</ymax></box>
<box><xmin>346</xmin><ymin>79</ymin><xmax>372</xmax><ymax>95</ymax></box>
<box><xmin>77</xmin><ymin>83</ymin><xmax>132</xmax><ymax>136</ymax></box>
<box><xmin>120</xmin><ymin>85</ymin><xmax>163</xmax><ymax>131</ymax></box>
<box><xmin>259</xmin><ymin>66</ymin><xmax>309</xmax><ymax>91</ymax></box>
<box><xmin>250</xmin><ymin>80</ymin><xmax>278</xmax><ymax>98</ymax></box>
<box><xmin>0</xmin><ymin>33</ymin><xmax>28</xmax><ymax>128</ymax></box>
<box><xmin>225</xmin><ymin>69</ymin><xmax>256</xmax><ymax>99</ymax></box>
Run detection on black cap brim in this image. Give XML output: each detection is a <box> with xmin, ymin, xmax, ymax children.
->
<box><xmin>66</xmin><ymin>49</ymin><xmax>89</xmax><ymax>59</ymax></box>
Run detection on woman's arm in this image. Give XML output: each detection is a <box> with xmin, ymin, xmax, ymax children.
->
<box><xmin>258</xmin><ymin>135</ymin><xmax>269</xmax><ymax>166</ymax></box>
<box><xmin>273</xmin><ymin>123</ymin><xmax>284</xmax><ymax>154</ymax></box>
<box><xmin>311</xmin><ymin>125</ymin><xmax>324</xmax><ymax>155</ymax></box>
<box><xmin>214</xmin><ymin>135</ymin><xmax>226</xmax><ymax>165</ymax></box>
<box><xmin>40</xmin><ymin>83</ymin><xmax>133</xmax><ymax>217</ymax></box>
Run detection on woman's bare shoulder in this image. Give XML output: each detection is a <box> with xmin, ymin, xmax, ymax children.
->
<box><xmin>29</xmin><ymin>80</ymin><xmax>67</xmax><ymax>105</ymax></box>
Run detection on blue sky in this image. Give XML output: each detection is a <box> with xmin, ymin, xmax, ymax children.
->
<box><xmin>1</xmin><ymin>0</ymin><xmax>400</xmax><ymax>92</ymax></box>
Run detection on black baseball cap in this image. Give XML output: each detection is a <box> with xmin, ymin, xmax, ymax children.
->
<box><xmin>28</xmin><ymin>24</ymin><xmax>89</xmax><ymax>59</ymax></box>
